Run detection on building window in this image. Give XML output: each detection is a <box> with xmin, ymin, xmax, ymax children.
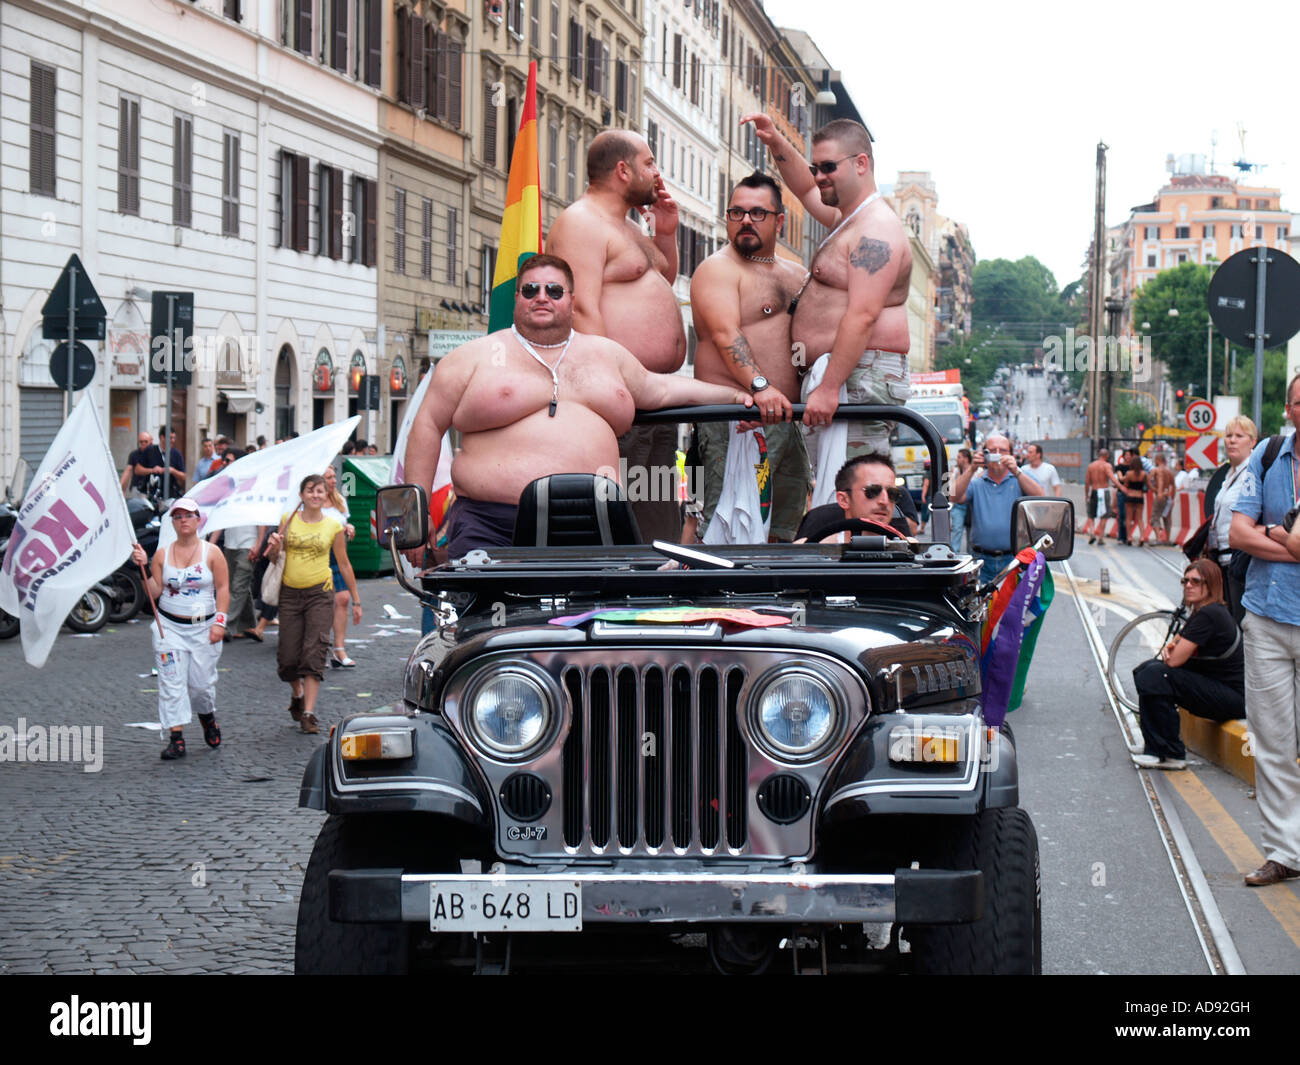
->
<box><xmin>530</xmin><ymin>1</ymin><xmax>540</xmax><ymax>48</ymax></box>
<box><xmin>547</xmin><ymin>120</ymin><xmax>559</xmax><ymax>194</ymax></box>
<box><xmin>394</xmin><ymin>187</ymin><xmax>406</xmax><ymax>273</ymax></box>
<box><xmin>29</xmin><ymin>61</ymin><xmax>56</xmax><ymax>198</ymax></box>
<box><xmin>352</xmin><ymin>175</ymin><xmax>376</xmax><ymax>266</ymax></box>
<box><xmin>549</xmin><ymin>2</ymin><xmax>560</xmax><ymax>64</ymax></box>
<box><xmin>568</xmin><ymin>18</ymin><xmax>583</xmax><ymax>81</ymax></box>
<box><xmin>173</xmin><ymin>114</ymin><xmax>193</xmax><ymax>227</ymax></box>
<box><xmin>224</xmin><ymin>0</ymin><xmax>242</xmax><ymax>19</ymax></box>
<box><xmin>505</xmin><ymin>96</ymin><xmax>519</xmax><ymax>167</ymax></box>
<box><xmin>286</xmin><ymin>0</ymin><xmax>312</xmax><ymax>56</ymax></box>
<box><xmin>506</xmin><ymin>0</ymin><xmax>523</xmax><ymax>38</ymax></box>
<box><xmin>1237</xmin><ymin>198</ymin><xmax>1250</xmax><ymax>209</ymax></box>
<box><xmin>324</xmin><ymin>0</ymin><xmax>348</xmax><ymax>71</ymax></box>
<box><xmin>280</xmin><ymin>150</ymin><xmax>310</xmax><ymax>251</ymax></box>
<box><xmin>566</xmin><ymin>132</ymin><xmax>577</xmax><ymax>200</ymax></box>
<box><xmin>397</xmin><ymin>10</ymin><xmax>426</xmax><ymax>109</ymax></box>
<box><xmin>446</xmin><ymin>206</ymin><xmax>458</xmax><ymax>284</ymax></box>
<box><xmin>480</xmin><ymin>244</ymin><xmax>497</xmax><ymax>311</ymax></box>
<box><xmin>1256</xmin><ymin>198</ymin><xmax>1270</xmax><ymax>209</ymax></box>
<box><xmin>421</xmin><ymin>197</ymin><xmax>433</xmax><ymax>279</ymax></box>
<box><xmin>222</xmin><ymin>130</ymin><xmax>240</xmax><ymax>237</ymax></box>
<box><xmin>425</xmin><ymin>29</ymin><xmax>463</xmax><ymax>128</ymax></box>
<box><xmin>1256</xmin><ymin>225</ymin><xmax>1264</xmax><ymax>239</ymax></box>
<box><xmin>359</xmin><ymin>0</ymin><xmax>381</xmax><ymax>88</ymax></box>
<box><xmin>673</xmin><ymin>33</ymin><xmax>682</xmax><ymax>88</ymax></box>
<box><xmin>1280</xmin><ymin>226</ymin><xmax>1290</xmax><ymax>241</ymax></box>
<box><xmin>1202</xmin><ymin>224</ymin><xmax>1213</xmax><ymax>239</ymax></box>
<box><xmin>319</xmin><ymin>164</ymin><xmax>344</xmax><ymax>258</ymax></box>
<box><xmin>1174</xmin><ymin>225</ymin><xmax>1189</xmax><ymax>239</ymax></box>
<box><xmin>117</xmin><ymin>95</ymin><xmax>140</xmax><ymax>214</ymax></box>
<box><xmin>1177</xmin><ymin>253</ymin><xmax>1187</xmax><ymax>264</ymax></box>
<box><xmin>646</xmin><ymin>117</ymin><xmax>659</xmax><ymax>159</ymax></box>
<box><xmin>1143</xmin><ymin>225</ymin><xmax>1159</xmax><ymax>239</ymax></box>
<box><xmin>1231</xmin><ymin>223</ymin><xmax>1244</xmax><ymax>238</ymax></box>
<box><xmin>483</xmin><ymin>80</ymin><xmax>498</xmax><ymax>167</ymax></box>
<box><xmin>1146</xmin><ymin>254</ymin><xmax>1156</xmax><ymax>267</ymax></box>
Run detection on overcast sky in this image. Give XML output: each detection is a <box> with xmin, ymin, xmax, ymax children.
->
<box><xmin>762</xmin><ymin>0</ymin><xmax>1297</xmax><ymax>289</ymax></box>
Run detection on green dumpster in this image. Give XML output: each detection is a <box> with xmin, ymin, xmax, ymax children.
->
<box><xmin>341</xmin><ymin>456</ymin><xmax>395</xmax><ymax>577</ymax></box>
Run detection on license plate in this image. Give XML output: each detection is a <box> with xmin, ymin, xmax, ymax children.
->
<box><xmin>428</xmin><ymin>880</ymin><xmax>583</xmax><ymax>932</ymax></box>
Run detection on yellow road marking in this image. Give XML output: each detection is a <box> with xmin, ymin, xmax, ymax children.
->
<box><xmin>1167</xmin><ymin>772</ymin><xmax>1300</xmax><ymax>950</ymax></box>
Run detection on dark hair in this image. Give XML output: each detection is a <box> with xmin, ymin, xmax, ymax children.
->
<box><xmin>834</xmin><ymin>451</ymin><xmax>895</xmax><ymax>493</ymax></box>
<box><xmin>587</xmin><ymin>130</ymin><xmax>641</xmax><ymax>184</ymax></box>
<box><xmin>958</xmin><ymin>447</ymin><xmax>973</xmax><ymax>462</ymax></box>
<box><xmin>299</xmin><ymin>473</ymin><xmax>327</xmax><ymax>495</ymax></box>
<box><xmin>516</xmin><ymin>253</ymin><xmax>576</xmax><ymax>295</ymax></box>
<box><xmin>732</xmin><ymin>171</ymin><xmax>783</xmax><ymax>212</ymax></box>
<box><xmin>341</xmin><ymin>439</ymin><xmax>356</xmax><ymax>455</ymax></box>
<box><xmin>812</xmin><ymin>118</ymin><xmax>873</xmax><ymax>165</ymax></box>
<box><xmin>1288</xmin><ymin>372</ymin><xmax>1300</xmax><ymax>407</ymax></box>
<box><xmin>1027</xmin><ymin>442</ymin><xmax>1042</xmax><ymax>457</ymax></box>
<box><xmin>1185</xmin><ymin>558</ymin><xmax>1225</xmax><ymax>608</ymax></box>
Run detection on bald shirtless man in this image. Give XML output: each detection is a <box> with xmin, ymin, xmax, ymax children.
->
<box><xmin>690</xmin><ymin>172</ymin><xmax>810</xmax><ymax>542</ymax></box>
<box><xmin>401</xmin><ymin>255</ymin><xmax>749</xmax><ymax>559</ymax></box>
<box><xmin>742</xmin><ymin>114</ymin><xmax>912</xmax><ymax>464</ymax></box>
<box><xmin>547</xmin><ymin>130</ymin><xmax>686</xmax><ymax>543</ymax></box>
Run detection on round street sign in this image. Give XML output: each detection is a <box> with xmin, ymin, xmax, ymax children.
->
<box><xmin>1207</xmin><ymin>247</ymin><xmax>1300</xmax><ymax>349</ymax></box>
<box><xmin>49</xmin><ymin>341</ymin><xmax>96</xmax><ymax>391</ymax></box>
<box><xmin>1185</xmin><ymin>399</ymin><xmax>1216</xmax><ymax>433</ymax></box>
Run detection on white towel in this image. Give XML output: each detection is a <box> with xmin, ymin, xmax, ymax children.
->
<box><xmin>703</xmin><ymin>423</ymin><xmax>770</xmax><ymax>545</ymax></box>
<box><xmin>802</xmin><ymin>354</ymin><xmax>849</xmax><ymax>508</ymax></box>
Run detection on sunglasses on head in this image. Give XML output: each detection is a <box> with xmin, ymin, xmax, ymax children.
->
<box><xmin>520</xmin><ymin>282</ymin><xmax>567</xmax><ymax>300</ymax></box>
<box><xmin>860</xmin><ymin>483</ymin><xmax>905</xmax><ymax>503</ymax></box>
<box><xmin>725</xmin><ymin>206</ymin><xmax>775</xmax><ymax>222</ymax></box>
<box><xmin>809</xmin><ymin>155</ymin><xmax>857</xmax><ymax>177</ymax></box>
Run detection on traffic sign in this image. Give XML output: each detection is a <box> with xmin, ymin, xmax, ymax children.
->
<box><xmin>1185</xmin><ymin>400</ymin><xmax>1216</xmax><ymax>432</ymax></box>
<box><xmin>42</xmin><ymin>317</ymin><xmax>106</xmax><ymax>342</ymax></box>
<box><xmin>1185</xmin><ymin>434</ymin><xmax>1221</xmax><ymax>470</ymax></box>
<box><xmin>49</xmin><ymin>341</ymin><xmax>96</xmax><ymax>391</ymax></box>
<box><xmin>40</xmin><ymin>253</ymin><xmax>107</xmax><ymax>321</ymax></box>
<box><xmin>148</xmin><ymin>291</ymin><xmax>195</xmax><ymax>387</ymax></box>
<box><xmin>1208</xmin><ymin>247</ymin><xmax>1300</xmax><ymax>349</ymax></box>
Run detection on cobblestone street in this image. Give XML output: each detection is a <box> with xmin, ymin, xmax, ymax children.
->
<box><xmin>0</xmin><ymin>577</ymin><xmax>415</xmax><ymax>974</ymax></box>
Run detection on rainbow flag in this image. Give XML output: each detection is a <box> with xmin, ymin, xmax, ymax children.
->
<box><xmin>488</xmin><ymin>60</ymin><xmax>542</xmax><ymax>331</ymax></box>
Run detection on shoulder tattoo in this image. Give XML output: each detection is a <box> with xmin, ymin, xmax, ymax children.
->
<box><xmin>849</xmin><ymin>237</ymin><xmax>892</xmax><ymax>274</ymax></box>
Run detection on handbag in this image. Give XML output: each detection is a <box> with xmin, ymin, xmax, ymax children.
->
<box><xmin>260</xmin><ymin>506</ymin><xmax>301</xmax><ymax>608</ymax></box>
<box><xmin>1182</xmin><ymin>518</ymin><xmax>1211</xmax><ymax>562</ymax></box>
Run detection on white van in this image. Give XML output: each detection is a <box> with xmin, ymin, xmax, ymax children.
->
<box><xmin>891</xmin><ymin>396</ymin><xmax>968</xmax><ymax>505</ymax></box>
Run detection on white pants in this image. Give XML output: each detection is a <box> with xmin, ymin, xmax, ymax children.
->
<box><xmin>1242</xmin><ymin>611</ymin><xmax>1300</xmax><ymax>868</ymax></box>
<box><xmin>153</xmin><ymin>614</ymin><xmax>223</xmax><ymax>730</ymax></box>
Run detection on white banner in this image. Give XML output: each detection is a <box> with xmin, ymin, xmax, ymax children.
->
<box><xmin>0</xmin><ymin>395</ymin><xmax>136</xmax><ymax>667</ymax></box>
<box><xmin>158</xmin><ymin>417</ymin><xmax>361</xmax><ymax>551</ymax></box>
<box><xmin>389</xmin><ymin>370</ymin><xmax>452</xmax><ymax>575</ymax></box>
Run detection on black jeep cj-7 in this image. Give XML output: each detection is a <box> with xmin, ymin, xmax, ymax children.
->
<box><xmin>294</xmin><ymin>405</ymin><xmax>1073</xmax><ymax>974</ymax></box>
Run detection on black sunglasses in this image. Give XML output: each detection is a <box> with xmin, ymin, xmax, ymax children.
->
<box><xmin>809</xmin><ymin>155</ymin><xmax>857</xmax><ymax>176</ymax></box>
<box><xmin>725</xmin><ymin>206</ymin><xmax>775</xmax><ymax>222</ymax></box>
<box><xmin>860</xmin><ymin>483</ymin><xmax>905</xmax><ymax>503</ymax></box>
<box><xmin>1180</xmin><ymin>576</ymin><xmax>1205</xmax><ymax>586</ymax></box>
<box><xmin>520</xmin><ymin>282</ymin><xmax>566</xmax><ymax>300</ymax></box>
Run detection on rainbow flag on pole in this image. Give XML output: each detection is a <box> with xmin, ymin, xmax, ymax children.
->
<box><xmin>488</xmin><ymin>60</ymin><xmax>542</xmax><ymax>331</ymax></box>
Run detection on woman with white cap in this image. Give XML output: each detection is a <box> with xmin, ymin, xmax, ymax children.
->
<box><xmin>131</xmin><ymin>497</ymin><xmax>230</xmax><ymax>759</ymax></box>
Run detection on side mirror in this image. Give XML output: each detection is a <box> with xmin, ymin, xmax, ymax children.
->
<box><xmin>1011</xmin><ymin>497</ymin><xmax>1074</xmax><ymax>561</ymax></box>
<box><xmin>377</xmin><ymin>484</ymin><xmax>429</xmax><ymax>550</ymax></box>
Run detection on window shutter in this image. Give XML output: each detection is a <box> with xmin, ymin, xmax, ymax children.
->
<box><xmin>396</xmin><ymin>12</ymin><xmax>408</xmax><ymax>103</ymax></box>
<box><xmin>615</xmin><ymin>59</ymin><xmax>626</xmax><ymax>114</ymax></box>
<box><xmin>331</xmin><ymin>166</ymin><xmax>343</xmax><ymax>257</ymax></box>
<box><xmin>364</xmin><ymin>179</ymin><xmax>377</xmax><ymax>266</ymax></box>
<box><xmin>530</xmin><ymin>1</ymin><xmax>539</xmax><ymax>48</ymax></box>
<box><xmin>316</xmin><ymin>164</ymin><xmax>329</xmax><ymax>255</ymax></box>
<box><xmin>365</xmin><ymin>0</ymin><xmax>382</xmax><ymax>87</ymax></box>
<box><xmin>569</xmin><ymin>19</ymin><xmax>582</xmax><ymax>80</ymax></box>
<box><xmin>425</xmin><ymin>24</ymin><xmax>438</xmax><ymax>117</ymax></box>
<box><xmin>30</xmin><ymin>62</ymin><xmax>57</xmax><ymax>197</ymax></box>
<box><xmin>294</xmin><ymin>154</ymin><xmax>310</xmax><ymax>252</ymax></box>
<box><xmin>421</xmin><ymin>197</ymin><xmax>432</xmax><ymax>279</ymax></box>
<box><xmin>446</xmin><ymin>206</ymin><xmax>458</xmax><ymax>283</ymax></box>
<box><xmin>432</xmin><ymin>30</ymin><xmax>449</xmax><ymax>120</ymax></box>
<box><xmin>280</xmin><ymin>150</ymin><xmax>294</xmax><ymax>246</ymax></box>
<box><xmin>296</xmin><ymin>0</ymin><xmax>313</xmax><ymax>55</ymax></box>
<box><xmin>409</xmin><ymin>12</ymin><xmax>426</xmax><ymax>109</ymax></box>
<box><xmin>223</xmin><ymin>132</ymin><xmax>240</xmax><ymax>237</ymax></box>
<box><xmin>331</xmin><ymin>0</ymin><xmax>347</xmax><ymax>71</ymax></box>
<box><xmin>673</xmin><ymin>34</ymin><xmax>682</xmax><ymax>88</ymax></box>
<box><xmin>394</xmin><ymin>187</ymin><xmax>406</xmax><ymax>273</ymax></box>
<box><xmin>351</xmin><ymin>176</ymin><xmax>363</xmax><ymax>262</ymax></box>
<box><xmin>549</xmin><ymin>2</ymin><xmax>559</xmax><ymax>61</ymax></box>
<box><xmin>483</xmin><ymin>82</ymin><xmax>497</xmax><ymax>167</ymax></box>
<box><xmin>447</xmin><ymin>39</ymin><xmax>462</xmax><ymax>128</ymax></box>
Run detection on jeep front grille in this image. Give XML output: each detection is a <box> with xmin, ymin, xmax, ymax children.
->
<box><xmin>560</xmin><ymin>664</ymin><xmax>748</xmax><ymax>854</ymax></box>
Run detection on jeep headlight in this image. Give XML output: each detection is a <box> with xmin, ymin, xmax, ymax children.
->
<box><xmin>465</xmin><ymin>666</ymin><xmax>552</xmax><ymax>760</ymax></box>
<box><xmin>752</xmin><ymin>667</ymin><xmax>840</xmax><ymax>761</ymax></box>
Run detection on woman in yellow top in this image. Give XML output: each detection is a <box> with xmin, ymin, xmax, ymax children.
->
<box><xmin>265</xmin><ymin>474</ymin><xmax>363</xmax><ymax>734</ymax></box>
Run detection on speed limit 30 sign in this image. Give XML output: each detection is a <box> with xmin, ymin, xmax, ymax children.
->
<box><xmin>1185</xmin><ymin>400</ymin><xmax>1216</xmax><ymax>432</ymax></box>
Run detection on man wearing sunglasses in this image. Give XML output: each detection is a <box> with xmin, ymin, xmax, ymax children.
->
<box><xmin>401</xmin><ymin>256</ymin><xmax>751</xmax><ymax>560</ymax></box>
<box><xmin>949</xmin><ymin>433</ymin><xmax>1044</xmax><ymax>581</ymax></box>
<box><xmin>794</xmin><ymin>453</ymin><xmax>918</xmax><ymax>543</ymax></box>
<box><xmin>690</xmin><ymin>173</ymin><xmax>812</xmax><ymax>542</ymax></box>
<box><xmin>548</xmin><ymin>131</ymin><xmax>686</xmax><ymax>544</ymax></box>
<box><xmin>741</xmin><ymin>113</ymin><xmax>912</xmax><ymax>463</ymax></box>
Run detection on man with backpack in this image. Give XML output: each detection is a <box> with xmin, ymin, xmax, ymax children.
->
<box><xmin>1229</xmin><ymin>374</ymin><xmax>1300</xmax><ymax>886</ymax></box>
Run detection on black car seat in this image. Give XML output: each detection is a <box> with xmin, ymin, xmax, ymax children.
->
<box><xmin>512</xmin><ymin>474</ymin><xmax>642</xmax><ymax>547</ymax></box>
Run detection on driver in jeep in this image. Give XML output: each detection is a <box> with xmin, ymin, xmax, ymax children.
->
<box><xmin>794</xmin><ymin>452</ymin><xmax>918</xmax><ymax>543</ymax></box>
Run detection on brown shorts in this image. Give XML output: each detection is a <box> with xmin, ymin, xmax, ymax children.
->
<box><xmin>276</xmin><ymin>582</ymin><xmax>334</xmax><ymax>683</ymax></box>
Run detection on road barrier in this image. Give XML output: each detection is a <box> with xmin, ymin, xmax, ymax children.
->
<box><xmin>1085</xmin><ymin>489</ymin><xmax>1204</xmax><ymax>545</ymax></box>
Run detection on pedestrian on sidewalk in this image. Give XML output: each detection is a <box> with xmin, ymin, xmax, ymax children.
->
<box><xmin>321</xmin><ymin>465</ymin><xmax>358</xmax><ymax>667</ymax></box>
<box><xmin>1120</xmin><ymin>448</ymin><xmax>1149</xmax><ymax>546</ymax></box>
<box><xmin>1150</xmin><ymin>451</ymin><xmax>1176</xmax><ymax>544</ymax></box>
<box><xmin>215</xmin><ymin>522</ymin><xmax>261</xmax><ymax>641</ymax></box>
<box><xmin>1230</xmin><ymin>374</ymin><xmax>1300</xmax><ymax>886</ymax></box>
<box><xmin>1083</xmin><ymin>447</ymin><xmax>1116</xmax><ymax>544</ymax></box>
<box><xmin>1208</xmin><ymin>416</ymin><xmax>1259</xmax><ymax>622</ymax></box>
<box><xmin>132</xmin><ymin>498</ymin><xmax>229</xmax><ymax>759</ymax></box>
<box><xmin>264</xmin><ymin>475</ymin><xmax>363</xmax><ymax>735</ymax></box>
<box><xmin>1130</xmin><ymin>559</ymin><xmax>1244</xmax><ymax>771</ymax></box>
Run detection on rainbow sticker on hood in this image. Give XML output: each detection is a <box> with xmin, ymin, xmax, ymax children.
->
<box><xmin>549</xmin><ymin>606</ymin><xmax>791</xmax><ymax>631</ymax></box>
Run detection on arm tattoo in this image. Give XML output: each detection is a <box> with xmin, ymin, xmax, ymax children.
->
<box><xmin>849</xmin><ymin>237</ymin><xmax>892</xmax><ymax>274</ymax></box>
<box><xmin>724</xmin><ymin>334</ymin><xmax>759</xmax><ymax>373</ymax></box>
<box><xmin>774</xmin><ymin>152</ymin><xmax>788</xmax><ymax>163</ymax></box>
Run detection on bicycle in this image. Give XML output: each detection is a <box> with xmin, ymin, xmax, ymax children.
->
<box><xmin>1105</xmin><ymin>604</ymin><xmax>1188</xmax><ymax>713</ymax></box>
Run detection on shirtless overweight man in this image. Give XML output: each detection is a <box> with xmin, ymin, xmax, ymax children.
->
<box><xmin>401</xmin><ymin>255</ymin><xmax>749</xmax><ymax>558</ymax></box>
<box><xmin>691</xmin><ymin>172</ymin><xmax>811</xmax><ymax>541</ymax></box>
<box><xmin>743</xmin><ymin>114</ymin><xmax>913</xmax><ymax>461</ymax></box>
<box><xmin>546</xmin><ymin>131</ymin><xmax>686</xmax><ymax>543</ymax></box>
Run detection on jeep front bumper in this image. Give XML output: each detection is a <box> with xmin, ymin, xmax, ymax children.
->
<box><xmin>328</xmin><ymin>868</ymin><xmax>983</xmax><ymax>926</ymax></box>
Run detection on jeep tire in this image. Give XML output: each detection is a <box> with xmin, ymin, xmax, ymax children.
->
<box><xmin>906</xmin><ymin>807</ymin><xmax>1042</xmax><ymax>975</ymax></box>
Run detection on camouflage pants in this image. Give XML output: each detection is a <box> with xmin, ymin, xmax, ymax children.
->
<box><xmin>805</xmin><ymin>350</ymin><xmax>912</xmax><ymax>476</ymax></box>
<box><xmin>696</xmin><ymin>420</ymin><xmax>812</xmax><ymax>542</ymax></box>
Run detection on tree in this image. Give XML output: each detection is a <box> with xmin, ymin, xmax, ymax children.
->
<box><xmin>1231</xmin><ymin>349</ymin><xmax>1287</xmax><ymax>436</ymax></box>
<box><xmin>1130</xmin><ymin>263</ymin><xmax>1213</xmax><ymax>390</ymax></box>
<box><xmin>971</xmin><ymin>257</ymin><xmax>1069</xmax><ymax>330</ymax></box>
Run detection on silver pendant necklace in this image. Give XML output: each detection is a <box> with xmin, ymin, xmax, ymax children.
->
<box><xmin>512</xmin><ymin>326</ymin><xmax>575</xmax><ymax>417</ymax></box>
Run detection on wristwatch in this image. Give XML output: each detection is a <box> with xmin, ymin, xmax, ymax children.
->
<box><xmin>750</xmin><ymin>375</ymin><xmax>770</xmax><ymax>393</ymax></box>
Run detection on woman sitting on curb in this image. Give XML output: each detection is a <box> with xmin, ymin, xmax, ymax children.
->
<box><xmin>1130</xmin><ymin>558</ymin><xmax>1245</xmax><ymax>770</ymax></box>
